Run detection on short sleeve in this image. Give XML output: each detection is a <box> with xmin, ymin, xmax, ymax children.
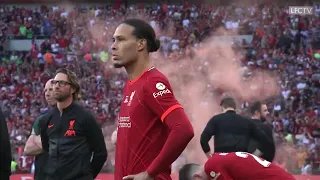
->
<box><xmin>143</xmin><ymin>76</ymin><xmax>182</xmax><ymax>122</ymax></box>
<box><xmin>32</xmin><ymin>116</ymin><xmax>42</xmax><ymax>135</ymax></box>
<box><xmin>204</xmin><ymin>156</ymin><xmax>227</xmax><ymax>180</ymax></box>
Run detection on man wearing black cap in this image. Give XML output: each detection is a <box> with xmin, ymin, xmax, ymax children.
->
<box><xmin>0</xmin><ymin>109</ymin><xmax>12</xmax><ymax>180</ymax></box>
<box><xmin>200</xmin><ymin>97</ymin><xmax>273</xmax><ymax>158</ymax></box>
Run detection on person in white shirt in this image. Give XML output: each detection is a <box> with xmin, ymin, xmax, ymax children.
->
<box><xmin>301</xmin><ymin>158</ymin><xmax>312</xmax><ymax>175</ymax></box>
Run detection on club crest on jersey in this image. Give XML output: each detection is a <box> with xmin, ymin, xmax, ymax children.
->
<box><xmin>127</xmin><ymin>91</ymin><xmax>135</xmax><ymax>106</ymax></box>
<box><xmin>153</xmin><ymin>82</ymin><xmax>171</xmax><ymax>98</ymax></box>
<box><xmin>210</xmin><ymin>171</ymin><xmax>221</xmax><ymax>180</ymax></box>
<box><xmin>124</xmin><ymin>96</ymin><xmax>129</xmax><ymax>103</ymax></box>
<box><xmin>65</xmin><ymin>120</ymin><xmax>76</xmax><ymax>136</ymax></box>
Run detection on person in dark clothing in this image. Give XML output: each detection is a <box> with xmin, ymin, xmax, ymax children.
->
<box><xmin>24</xmin><ymin>79</ymin><xmax>57</xmax><ymax>180</ymax></box>
<box><xmin>247</xmin><ymin>101</ymin><xmax>276</xmax><ymax>162</ymax></box>
<box><xmin>200</xmin><ymin>97</ymin><xmax>273</xmax><ymax>158</ymax></box>
<box><xmin>0</xmin><ymin>109</ymin><xmax>12</xmax><ymax>180</ymax></box>
<box><xmin>40</xmin><ymin>68</ymin><xmax>107</xmax><ymax>180</ymax></box>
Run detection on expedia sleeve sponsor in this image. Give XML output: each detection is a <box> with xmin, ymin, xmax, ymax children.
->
<box><xmin>153</xmin><ymin>88</ymin><xmax>172</xmax><ymax>98</ymax></box>
<box><xmin>143</xmin><ymin>76</ymin><xmax>182</xmax><ymax>121</ymax></box>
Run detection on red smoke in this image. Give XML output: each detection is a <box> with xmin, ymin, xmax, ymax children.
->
<box><xmin>154</xmin><ymin>28</ymin><xmax>280</xmax><ymax>164</ymax></box>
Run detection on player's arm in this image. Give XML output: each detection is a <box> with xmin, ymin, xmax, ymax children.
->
<box><xmin>24</xmin><ymin>134</ymin><xmax>43</xmax><ymax>156</ymax></box>
<box><xmin>24</xmin><ymin>117</ymin><xmax>43</xmax><ymax>156</ymax></box>
<box><xmin>84</xmin><ymin>112</ymin><xmax>108</xmax><ymax>179</ymax></box>
<box><xmin>200</xmin><ymin>118</ymin><xmax>215</xmax><ymax>158</ymax></box>
<box><xmin>144</xmin><ymin>77</ymin><xmax>194</xmax><ymax>178</ymax></box>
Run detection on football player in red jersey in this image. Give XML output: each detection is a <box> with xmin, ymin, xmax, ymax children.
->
<box><xmin>111</xmin><ymin>19</ymin><xmax>194</xmax><ymax>180</ymax></box>
<box><xmin>180</xmin><ymin>152</ymin><xmax>295</xmax><ymax>180</ymax></box>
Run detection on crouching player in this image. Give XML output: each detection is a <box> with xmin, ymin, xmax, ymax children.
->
<box><xmin>179</xmin><ymin>152</ymin><xmax>295</xmax><ymax>180</ymax></box>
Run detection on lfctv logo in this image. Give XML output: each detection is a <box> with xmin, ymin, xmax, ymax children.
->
<box><xmin>289</xmin><ymin>6</ymin><xmax>313</xmax><ymax>15</ymax></box>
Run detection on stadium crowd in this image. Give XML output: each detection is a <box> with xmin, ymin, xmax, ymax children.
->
<box><xmin>0</xmin><ymin>1</ymin><xmax>320</xmax><ymax>175</ymax></box>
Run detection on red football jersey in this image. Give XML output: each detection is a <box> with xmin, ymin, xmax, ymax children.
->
<box><xmin>204</xmin><ymin>152</ymin><xmax>295</xmax><ymax>180</ymax></box>
<box><xmin>115</xmin><ymin>67</ymin><xmax>182</xmax><ymax>180</ymax></box>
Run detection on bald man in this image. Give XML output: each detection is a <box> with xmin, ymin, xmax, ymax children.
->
<box><xmin>24</xmin><ymin>79</ymin><xmax>56</xmax><ymax>180</ymax></box>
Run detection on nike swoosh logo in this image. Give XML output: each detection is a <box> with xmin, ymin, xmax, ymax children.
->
<box><xmin>48</xmin><ymin>124</ymin><xmax>54</xmax><ymax>128</ymax></box>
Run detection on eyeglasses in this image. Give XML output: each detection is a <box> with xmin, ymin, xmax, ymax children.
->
<box><xmin>51</xmin><ymin>80</ymin><xmax>72</xmax><ymax>87</ymax></box>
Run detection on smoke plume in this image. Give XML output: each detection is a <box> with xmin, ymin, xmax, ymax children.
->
<box><xmin>153</xmin><ymin>27</ymin><xmax>280</xmax><ymax>164</ymax></box>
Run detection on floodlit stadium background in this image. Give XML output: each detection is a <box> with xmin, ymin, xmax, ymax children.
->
<box><xmin>0</xmin><ymin>0</ymin><xmax>319</xmax><ymax>179</ymax></box>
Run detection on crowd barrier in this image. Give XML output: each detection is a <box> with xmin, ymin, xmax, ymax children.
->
<box><xmin>10</xmin><ymin>174</ymin><xmax>320</xmax><ymax>180</ymax></box>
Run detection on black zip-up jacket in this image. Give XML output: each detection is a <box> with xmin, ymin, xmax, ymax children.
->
<box><xmin>200</xmin><ymin>110</ymin><xmax>273</xmax><ymax>153</ymax></box>
<box><xmin>33</xmin><ymin>109</ymin><xmax>51</xmax><ymax>180</ymax></box>
<box><xmin>0</xmin><ymin>109</ymin><xmax>12</xmax><ymax>180</ymax></box>
<box><xmin>247</xmin><ymin>119</ymin><xmax>276</xmax><ymax>162</ymax></box>
<box><xmin>40</xmin><ymin>102</ymin><xmax>107</xmax><ymax>180</ymax></box>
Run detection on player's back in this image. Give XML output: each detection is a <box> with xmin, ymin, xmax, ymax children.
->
<box><xmin>115</xmin><ymin>67</ymin><xmax>177</xmax><ymax>180</ymax></box>
<box><xmin>205</xmin><ymin>152</ymin><xmax>295</xmax><ymax>180</ymax></box>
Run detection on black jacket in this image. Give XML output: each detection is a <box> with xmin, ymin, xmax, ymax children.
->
<box><xmin>200</xmin><ymin>110</ymin><xmax>273</xmax><ymax>153</ymax></box>
<box><xmin>33</xmin><ymin>111</ymin><xmax>51</xmax><ymax>180</ymax></box>
<box><xmin>34</xmin><ymin>152</ymin><xmax>48</xmax><ymax>180</ymax></box>
<box><xmin>247</xmin><ymin>119</ymin><xmax>276</xmax><ymax>162</ymax></box>
<box><xmin>40</xmin><ymin>102</ymin><xmax>107</xmax><ymax>180</ymax></box>
<box><xmin>0</xmin><ymin>109</ymin><xmax>12</xmax><ymax>180</ymax></box>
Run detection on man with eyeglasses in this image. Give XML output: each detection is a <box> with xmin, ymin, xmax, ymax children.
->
<box><xmin>24</xmin><ymin>79</ymin><xmax>56</xmax><ymax>180</ymax></box>
<box><xmin>40</xmin><ymin>68</ymin><xmax>107</xmax><ymax>180</ymax></box>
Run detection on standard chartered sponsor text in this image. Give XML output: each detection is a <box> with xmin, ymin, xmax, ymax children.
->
<box><xmin>153</xmin><ymin>89</ymin><xmax>172</xmax><ymax>98</ymax></box>
<box><xmin>118</xmin><ymin>116</ymin><xmax>131</xmax><ymax>128</ymax></box>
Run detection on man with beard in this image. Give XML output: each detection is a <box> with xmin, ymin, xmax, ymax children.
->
<box><xmin>0</xmin><ymin>109</ymin><xmax>12</xmax><ymax>180</ymax></box>
<box><xmin>40</xmin><ymin>68</ymin><xmax>107</xmax><ymax>180</ymax></box>
<box><xmin>24</xmin><ymin>79</ymin><xmax>56</xmax><ymax>180</ymax></box>
<box><xmin>247</xmin><ymin>101</ymin><xmax>275</xmax><ymax>162</ymax></box>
